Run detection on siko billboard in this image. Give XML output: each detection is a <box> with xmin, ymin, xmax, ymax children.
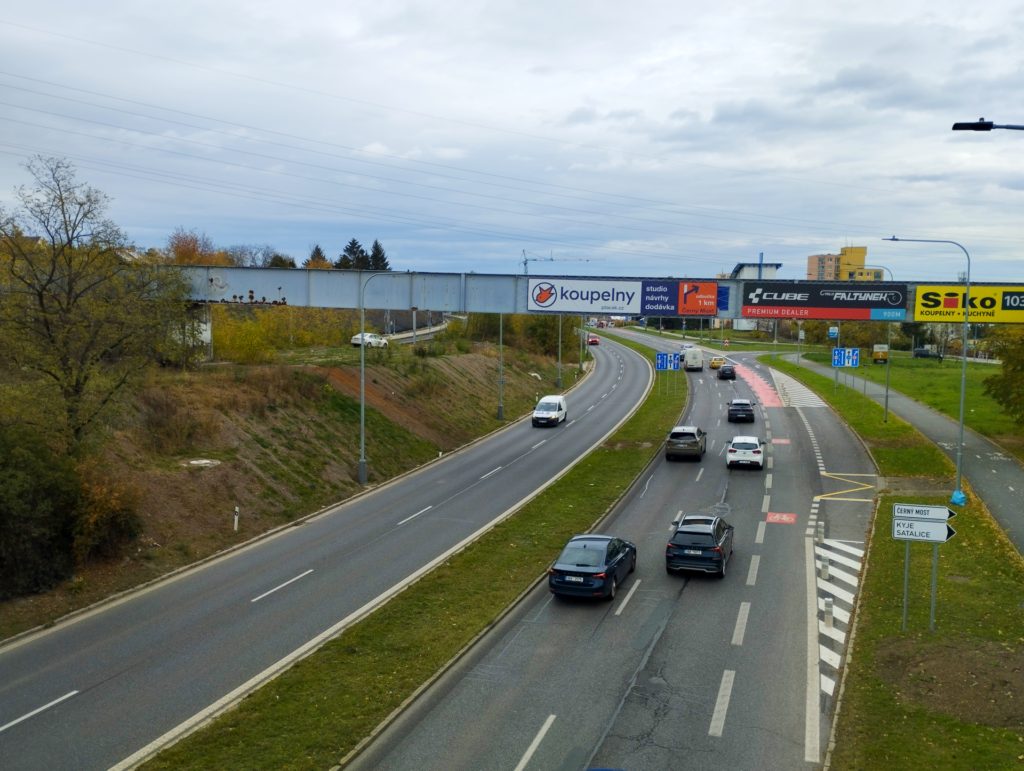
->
<box><xmin>528</xmin><ymin>278</ymin><xmax>719</xmax><ymax>316</ymax></box>
<box><xmin>914</xmin><ymin>285</ymin><xmax>1024</xmax><ymax>323</ymax></box>
<box><xmin>741</xmin><ymin>282</ymin><xmax>907</xmax><ymax>320</ymax></box>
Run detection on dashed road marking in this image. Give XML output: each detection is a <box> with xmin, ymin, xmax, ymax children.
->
<box><xmin>731</xmin><ymin>602</ymin><xmax>751</xmax><ymax>645</ymax></box>
<box><xmin>708</xmin><ymin>670</ymin><xmax>736</xmax><ymax>737</ymax></box>
<box><xmin>746</xmin><ymin>555</ymin><xmax>760</xmax><ymax>586</ymax></box>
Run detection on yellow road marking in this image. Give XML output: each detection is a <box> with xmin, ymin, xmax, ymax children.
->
<box><xmin>816</xmin><ymin>472</ymin><xmax>876</xmax><ymax>500</ymax></box>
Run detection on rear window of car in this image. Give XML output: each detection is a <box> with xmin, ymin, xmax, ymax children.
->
<box><xmin>671</xmin><ymin>432</ymin><xmax>697</xmax><ymax>440</ymax></box>
<box><xmin>557</xmin><ymin>545</ymin><xmax>605</xmax><ymax>567</ymax></box>
<box><xmin>537</xmin><ymin>401</ymin><xmax>560</xmax><ymax>411</ymax></box>
<box><xmin>732</xmin><ymin>442</ymin><xmax>758</xmax><ymax>450</ymax></box>
<box><xmin>731</xmin><ymin>400</ymin><xmax>750</xmax><ymax>406</ymax></box>
<box><xmin>671</xmin><ymin>532</ymin><xmax>715</xmax><ymax>546</ymax></box>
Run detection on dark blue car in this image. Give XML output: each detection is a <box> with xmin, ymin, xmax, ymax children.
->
<box><xmin>549</xmin><ymin>535</ymin><xmax>636</xmax><ymax>600</ymax></box>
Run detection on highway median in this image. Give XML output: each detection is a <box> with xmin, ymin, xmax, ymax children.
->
<box><xmin>137</xmin><ymin>336</ymin><xmax>686</xmax><ymax>771</ymax></box>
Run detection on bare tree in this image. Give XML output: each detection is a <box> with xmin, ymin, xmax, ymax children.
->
<box><xmin>0</xmin><ymin>157</ymin><xmax>190</xmax><ymax>450</ymax></box>
<box><xmin>226</xmin><ymin>243</ymin><xmax>278</xmax><ymax>268</ymax></box>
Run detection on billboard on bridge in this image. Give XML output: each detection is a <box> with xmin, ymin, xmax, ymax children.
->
<box><xmin>741</xmin><ymin>282</ymin><xmax>907</xmax><ymax>320</ymax></box>
<box><xmin>528</xmin><ymin>278</ymin><xmax>718</xmax><ymax>315</ymax></box>
<box><xmin>914</xmin><ymin>285</ymin><xmax>1024</xmax><ymax>323</ymax></box>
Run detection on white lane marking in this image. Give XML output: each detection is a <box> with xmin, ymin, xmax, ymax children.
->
<box><xmin>820</xmin><ymin>644</ymin><xmax>842</xmax><ymax>668</ymax></box>
<box><xmin>708</xmin><ymin>670</ymin><xmax>736</xmax><ymax>737</ymax></box>
<box><xmin>746</xmin><ymin>555</ymin><xmax>760</xmax><ymax>586</ymax></box>
<box><xmin>767</xmin><ymin>457</ymin><xmax>773</xmax><ymax>469</ymax></box>
<box><xmin>532</xmin><ymin>440</ymin><xmax>547</xmax><ymax>449</ymax></box>
<box><xmin>514</xmin><ymin>714</ymin><xmax>557</xmax><ymax>771</ymax></box>
<box><xmin>814</xmin><ymin>546</ymin><xmax>861</xmax><ymax>571</ymax></box>
<box><xmin>602</xmin><ymin>393</ymin><xmax>608</xmax><ymax>398</ymax></box>
<box><xmin>719</xmin><ymin>444</ymin><xmax>726</xmax><ymax>456</ymax></box>
<box><xmin>251</xmin><ymin>569</ymin><xmax>314</xmax><ymax>603</ymax></box>
<box><xmin>695</xmin><ymin>468</ymin><xmax>704</xmax><ymax>482</ymax></box>
<box><xmin>0</xmin><ymin>691</ymin><xmax>79</xmax><ymax>734</ymax></box>
<box><xmin>821</xmin><ymin>673</ymin><xmax>836</xmax><ymax>696</ymax></box>
<box><xmin>480</xmin><ymin>466</ymin><xmax>502</xmax><ymax>480</ymax></box>
<box><xmin>804</xmin><ymin>538</ymin><xmax>820</xmax><ymax>763</ymax></box>
<box><xmin>731</xmin><ymin>602</ymin><xmax>751</xmax><ymax>645</ymax></box>
<box><xmin>612</xmin><ymin>384</ymin><xmax>617</xmax><ymax>389</ymax></box>
<box><xmin>709</xmin><ymin>439</ymin><xmax>715</xmax><ymax>450</ymax></box>
<box><xmin>568</xmin><ymin>420</ymin><xmax>577</xmax><ymax>426</ymax></box>
<box><xmin>819</xmin><ymin>620</ymin><xmax>846</xmax><ymax>643</ymax></box>
<box><xmin>761</xmin><ymin>495</ymin><xmax>770</xmax><ymax>513</ymax></box>
<box><xmin>765</xmin><ymin>473</ymin><xmax>773</xmax><ymax>490</ymax></box>
<box><xmin>615</xmin><ymin>579</ymin><xmax>642</xmax><ymax>617</ymax></box>
<box><xmin>639</xmin><ymin>475</ymin><xmax>654</xmax><ymax>498</ymax></box>
<box><xmin>824</xmin><ymin>540</ymin><xmax>865</xmax><ymax>557</ymax></box>
<box><xmin>755</xmin><ymin>521</ymin><xmax>766</xmax><ymax>544</ymax></box>
<box><xmin>717</xmin><ymin>419</ymin><xmax>721</xmax><ymax>426</ymax></box>
<box><xmin>588</xmin><ymin>406</ymin><xmax>595</xmax><ymax>412</ymax></box>
<box><xmin>397</xmin><ymin>505</ymin><xmax>433</xmax><ymax>526</ymax></box>
<box><xmin>816</xmin><ymin>578</ymin><xmax>856</xmax><ymax>604</ymax></box>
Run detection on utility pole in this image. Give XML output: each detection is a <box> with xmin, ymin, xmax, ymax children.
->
<box><xmin>557</xmin><ymin>315</ymin><xmax>563</xmax><ymax>388</ymax></box>
<box><xmin>497</xmin><ymin>313</ymin><xmax>504</xmax><ymax>420</ymax></box>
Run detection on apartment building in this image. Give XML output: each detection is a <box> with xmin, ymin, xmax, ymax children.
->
<box><xmin>806</xmin><ymin>246</ymin><xmax>882</xmax><ymax>281</ymax></box>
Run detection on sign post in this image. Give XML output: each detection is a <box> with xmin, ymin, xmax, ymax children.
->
<box><xmin>670</xmin><ymin>352</ymin><xmax>680</xmax><ymax>396</ymax></box>
<box><xmin>892</xmin><ymin>503</ymin><xmax>957</xmax><ymax>631</ymax></box>
<box><xmin>655</xmin><ymin>352</ymin><xmax>668</xmax><ymax>395</ymax></box>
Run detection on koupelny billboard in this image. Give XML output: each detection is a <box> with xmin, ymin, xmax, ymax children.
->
<box><xmin>741</xmin><ymin>282</ymin><xmax>907</xmax><ymax>320</ymax></box>
<box><xmin>528</xmin><ymin>278</ymin><xmax>719</xmax><ymax>316</ymax></box>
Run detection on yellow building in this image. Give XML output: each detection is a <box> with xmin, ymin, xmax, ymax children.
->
<box><xmin>806</xmin><ymin>246</ymin><xmax>882</xmax><ymax>281</ymax></box>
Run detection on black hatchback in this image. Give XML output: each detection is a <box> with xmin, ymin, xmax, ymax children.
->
<box><xmin>549</xmin><ymin>535</ymin><xmax>636</xmax><ymax>600</ymax></box>
<box><xmin>727</xmin><ymin>399</ymin><xmax>755</xmax><ymax>422</ymax></box>
<box><xmin>666</xmin><ymin>517</ymin><xmax>734</xmax><ymax>577</ymax></box>
<box><xmin>718</xmin><ymin>364</ymin><xmax>736</xmax><ymax>380</ymax></box>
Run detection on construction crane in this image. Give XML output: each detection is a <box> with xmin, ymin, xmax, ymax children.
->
<box><xmin>521</xmin><ymin>250</ymin><xmax>605</xmax><ymax>275</ymax></box>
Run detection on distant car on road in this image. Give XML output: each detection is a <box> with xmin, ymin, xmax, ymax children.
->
<box><xmin>913</xmin><ymin>348</ymin><xmax>943</xmax><ymax>360</ymax></box>
<box><xmin>727</xmin><ymin>398</ymin><xmax>755</xmax><ymax>422</ymax></box>
<box><xmin>680</xmin><ymin>343</ymin><xmax>694</xmax><ymax>350</ymax></box>
<box><xmin>532</xmin><ymin>395</ymin><xmax>567</xmax><ymax>427</ymax></box>
<box><xmin>350</xmin><ymin>333</ymin><xmax>388</xmax><ymax>348</ymax></box>
<box><xmin>549</xmin><ymin>535</ymin><xmax>636</xmax><ymax>599</ymax></box>
<box><xmin>666</xmin><ymin>516</ymin><xmax>734</xmax><ymax>577</ymax></box>
<box><xmin>709</xmin><ymin>356</ymin><xmax>726</xmax><ymax>369</ymax></box>
<box><xmin>717</xmin><ymin>364</ymin><xmax>736</xmax><ymax>380</ymax></box>
<box><xmin>726</xmin><ymin>435</ymin><xmax>766</xmax><ymax>469</ymax></box>
<box><xmin>665</xmin><ymin>425</ymin><xmax>706</xmax><ymax>461</ymax></box>
<box><xmin>588</xmin><ymin>334</ymin><xmax>600</xmax><ymax>345</ymax></box>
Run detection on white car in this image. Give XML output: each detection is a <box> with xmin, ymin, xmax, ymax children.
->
<box><xmin>532</xmin><ymin>395</ymin><xmax>567</xmax><ymax>427</ymax></box>
<box><xmin>726</xmin><ymin>436</ymin><xmax>766</xmax><ymax>469</ymax></box>
<box><xmin>351</xmin><ymin>333</ymin><xmax>388</xmax><ymax>348</ymax></box>
<box><xmin>680</xmin><ymin>343</ymin><xmax>694</xmax><ymax>350</ymax></box>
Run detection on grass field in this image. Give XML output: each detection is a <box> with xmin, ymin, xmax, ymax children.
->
<box><xmin>802</xmin><ymin>352</ymin><xmax>1024</xmax><ymax>463</ymax></box>
<box><xmin>624</xmin><ymin>324</ymin><xmax>836</xmax><ymax>354</ymax></box>
<box><xmin>760</xmin><ymin>356</ymin><xmax>953</xmax><ymax>478</ymax></box>
<box><xmin>829</xmin><ymin>490</ymin><xmax>1024</xmax><ymax>769</ymax></box>
<box><xmin>139</xmin><ymin>337</ymin><xmax>684</xmax><ymax>771</ymax></box>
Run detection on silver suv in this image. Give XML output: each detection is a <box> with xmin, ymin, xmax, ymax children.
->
<box><xmin>666</xmin><ymin>425</ymin><xmax>706</xmax><ymax>461</ymax></box>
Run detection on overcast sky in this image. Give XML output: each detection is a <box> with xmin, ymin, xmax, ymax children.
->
<box><xmin>2</xmin><ymin>1</ymin><xmax>1023</xmax><ymax>281</ymax></box>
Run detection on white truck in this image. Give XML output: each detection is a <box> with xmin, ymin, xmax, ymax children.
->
<box><xmin>683</xmin><ymin>348</ymin><xmax>704</xmax><ymax>371</ymax></box>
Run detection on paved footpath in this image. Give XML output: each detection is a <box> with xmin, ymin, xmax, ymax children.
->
<box><xmin>778</xmin><ymin>354</ymin><xmax>1024</xmax><ymax>555</ymax></box>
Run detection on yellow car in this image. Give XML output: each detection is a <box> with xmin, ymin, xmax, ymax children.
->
<box><xmin>710</xmin><ymin>356</ymin><xmax>726</xmax><ymax>369</ymax></box>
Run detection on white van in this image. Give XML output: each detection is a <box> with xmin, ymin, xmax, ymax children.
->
<box><xmin>683</xmin><ymin>348</ymin><xmax>704</xmax><ymax>371</ymax></box>
<box><xmin>532</xmin><ymin>395</ymin><xmax>567</xmax><ymax>427</ymax></box>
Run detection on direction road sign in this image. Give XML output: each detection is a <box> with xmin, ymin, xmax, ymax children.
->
<box><xmin>892</xmin><ymin>517</ymin><xmax>957</xmax><ymax>543</ymax></box>
<box><xmin>893</xmin><ymin>503</ymin><xmax>956</xmax><ymax>522</ymax></box>
<box><xmin>669</xmin><ymin>353</ymin><xmax>680</xmax><ymax>371</ymax></box>
<box><xmin>828</xmin><ymin>326</ymin><xmax>838</xmax><ymax>339</ymax></box>
<box><xmin>655</xmin><ymin>353</ymin><xmax>668</xmax><ymax>371</ymax></box>
<box><xmin>831</xmin><ymin>348</ymin><xmax>860</xmax><ymax>367</ymax></box>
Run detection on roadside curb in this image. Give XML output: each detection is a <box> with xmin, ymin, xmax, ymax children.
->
<box><xmin>0</xmin><ymin>353</ymin><xmax>597</xmax><ymax>654</ymax></box>
<box><xmin>337</xmin><ymin>340</ymin><xmax>692</xmax><ymax>770</ymax></box>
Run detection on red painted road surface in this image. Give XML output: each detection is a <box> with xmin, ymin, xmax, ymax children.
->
<box><xmin>766</xmin><ymin>512</ymin><xmax>797</xmax><ymax>524</ymax></box>
<box><xmin>733</xmin><ymin>364</ymin><xmax>784</xmax><ymax>408</ymax></box>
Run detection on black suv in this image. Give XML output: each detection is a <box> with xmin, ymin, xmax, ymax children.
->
<box><xmin>727</xmin><ymin>398</ymin><xmax>754</xmax><ymax>422</ymax></box>
<box><xmin>913</xmin><ymin>348</ymin><xmax>943</xmax><ymax>360</ymax></box>
<box><xmin>666</xmin><ymin>516</ymin><xmax>734</xmax><ymax>577</ymax></box>
<box><xmin>718</xmin><ymin>364</ymin><xmax>736</xmax><ymax>380</ymax></box>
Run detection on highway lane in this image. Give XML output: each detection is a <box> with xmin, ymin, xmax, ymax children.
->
<box><xmin>351</xmin><ymin>329</ymin><xmax>874</xmax><ymax>770</ymax></box>
<box><xmin>0</xmin><ymin>338</ymin><xmax>650</xmax><ymax>771</ymax></box>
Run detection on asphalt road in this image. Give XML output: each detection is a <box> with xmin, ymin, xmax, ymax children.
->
<box><xmin>787</xmin><ymin>354</ymin><xmax>1024</xmax><ymax>554</ymax></box>
<box><xmin>350</xmin><ymin>328</ymin><xmax>875</xmax><ymax>771</ymax></box>
<box><xmin>0</xmin><ymin>339</ymin><xmax>650</xmax><ymax>771</ymax></box>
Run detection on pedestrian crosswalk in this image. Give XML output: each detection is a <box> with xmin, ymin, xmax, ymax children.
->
<box><xmin>771</xmin><ymin>370</ymin><xmax>826</xmax><ymax>408</ymax></box>
<box><xmin>807</xmin><ymin>505</ymin><xmax>864</xmax><ymax>697</ymax></box>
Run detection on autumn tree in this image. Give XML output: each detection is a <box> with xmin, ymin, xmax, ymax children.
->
<box><xmin>0</xmin><ymin>157</ymin><xmax>191</xmax><ymax>450</ymax></box>
<box><xmin>303</xmin><ymin>244</ymin><xmax>332</xmax><ymax>269</ymax></box>
<box><xmin>983</xmin><ymin>326</ymin><xmax>1024</xmax><ymax>426</ymax></box>
<box><xmin>369</xmin><ymin>239</ymin><xmax>391</xmax><ymax>270</ymax></box>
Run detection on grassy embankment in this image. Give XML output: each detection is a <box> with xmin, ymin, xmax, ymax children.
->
<box><xmin>0</xmin><ymin>342</ymin><xmax>560</xmax><ymax>642</ymax></box>
<box><xmin>138</xmin><ymin>336</ymin><xmax>683</xmax><ymax>771</ymax></box>
<box><xmin>626</xmin><ymin>324</ymin><xmax>836</xmax><ymax>354</ymax></box>
<box><xmin>802</xmin><ymin>351</ymin><xmax>1024</xmax><ymax>464</ymax></box>
<box><xmin>760</xmin><ymin>356</ymin><xmax>1024</xmax><ymax>768</ymax></box>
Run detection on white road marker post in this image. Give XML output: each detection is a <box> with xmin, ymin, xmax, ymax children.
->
<box><xmin>233</xmin><ymin>506</ymin><xmax>239</xmax><ymax>533</ymax></box>
<box><xmin>816</xmin><ymin>521</ymin><xmax>824</xmax><ymax>546</ymax></box>
<box><xmin>824</xmin><ymin>597</ymin><xmax>833</xmax><ymax>629</ymax></box>
<box><xmin>820</xmin><ymin>554</ymin><xmax>830</xmax><ymax>581</ymax></box>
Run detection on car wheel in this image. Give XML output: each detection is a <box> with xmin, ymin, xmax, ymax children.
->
<box><xmin>608</xmin><ymin>576</ymin><xmax>618</xmax><ymax>600</ymax></box>
<box><xmin>531</xmin><ymin>420</ymin><xmax>538</xmax><ymax>427</ymax></box>
<box><xmin>719</xmin><ymin>558</ymin><xmax>727</xmax><ymax>579</ymax></box>
<box><xmin>629</xmin><ymin>553</ymin><xmax>636</xmax><ymax>574</ymax></box>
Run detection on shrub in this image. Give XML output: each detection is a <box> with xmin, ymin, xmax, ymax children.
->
<box><xmin>73</xmin><ymin>460</ymin><xmax>143</xmax><ymax>564</ymax></box>
<box><xmin>0</xmin><ymin>426</ymin><xmax>80</xmax><ymax>599</ymax></box>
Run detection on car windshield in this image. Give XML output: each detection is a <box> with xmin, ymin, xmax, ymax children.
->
<box><xmin>671</xmin><ymin>532</ymin><xmax>715</xmax><ymax>546</ymax></box>
<box><xmin>671</xmin><ymin>432</ymin><xmax>697</xmax><ymax>440</ymax></box>
<box><xmin>537</xmin><ymin>401</ymin><xmax>559</xmax><ymax>411</ymax></box>
<box><xmin>557</xmin><ymin>545</ymin><xmax>605</xmax><ymax>567</ymax></box>
<box><xmin>732</xmin><ymin>442</ymin><xmax>758</xmax><ymax>450</ymax></box>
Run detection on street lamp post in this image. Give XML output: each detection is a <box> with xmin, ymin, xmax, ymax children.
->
<box><xmin>883</xmin><ymin>237</ymin><xmax>970</xmax><ymax>506</ymax></box>
<box><xmin>865</xmin><ymin>264</ymin><xmax>896</xmax><ymax>423</ymax></box>
<box><xmin>952</xmin><ymin>118</ymin><xmax>1024</xmax><ymax>132</ymax></box>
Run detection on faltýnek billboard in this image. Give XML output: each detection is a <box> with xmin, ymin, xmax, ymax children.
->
<box><xmin>741</xmin><ymin>282</ymin><xmax>907</xmax><ymax>320</ymax></box>
<box><xmin>914</xmin><ymin>285</ymin><xmax>1024</xmax><ymax>323</ymax></box>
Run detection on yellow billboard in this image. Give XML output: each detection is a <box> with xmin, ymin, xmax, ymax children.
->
<box><xmin>915</xmin><ymin>285</ymin><xmax>1024</xmax><ymax>323</ymax></box>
